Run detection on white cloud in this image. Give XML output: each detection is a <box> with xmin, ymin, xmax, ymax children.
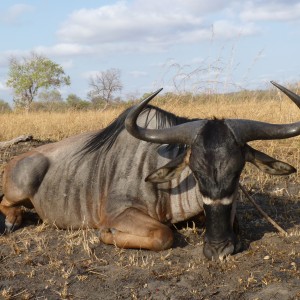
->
<box><xmin>1</xmin><ymin>1</ymin><xmax>265</xmax><ymax>63</ymax></box>
<box><xmin>213</xmin><ymin>20</ymin><xmax>260</xmax><ymax>39</ymax></box>
<box><xmin>240</xmin><ymin>1</ymin><xmax>300</xmax><ymax>22</ymax></box>
<box><xmin>57</xmin><ymin>2</ymin><xmax>203</xmax><ymax>45</ymax></box>
<box><xmin>0</xmin><ymin>4</ymin><xmax>35</xmax><ymax>25</ymax></box>
<box><xmin>0</xmin><ymin>43</ymin><xmax>94</xmax><ymax>66</ymax></box>
<box><xmin>56</xmin><ymin>0</ymin><xmax>257</xmax><ymax>53</ymax></box>
<box><xmin>132</xmin><ymin>0</ymin><xmax>231</xmax><ymax>15</ymax></box>
<box><xmin>34</xmin><ymin>43</ymin><xmax>93</xmax><ymax>57</ymax></box>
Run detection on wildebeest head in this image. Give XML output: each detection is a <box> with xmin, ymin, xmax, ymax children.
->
<box><xmin>125</xmin><ymin>82</ymin><xmax>300</xmax><ymax>260</ymax></box>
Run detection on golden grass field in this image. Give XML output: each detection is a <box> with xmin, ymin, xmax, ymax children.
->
<box><xmin>0</xmin><ymin>91</ymin><xmax>299</xmax><ymax>140</ymax></box>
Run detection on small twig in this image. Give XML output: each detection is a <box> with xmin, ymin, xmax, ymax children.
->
<box><xmin>239</xmin><ymin>184</ymin><xmax>288</xmax><ymax>236</ymax></box>
<box><xmin>10</xmin><ymin>289</ymin><xmax>28</xmax><ymax>299</ymax></box>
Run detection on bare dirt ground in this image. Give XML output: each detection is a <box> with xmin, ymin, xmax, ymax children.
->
<box><xmin>0</xmin><ymin>140</ymin><xmax>299</xmax><ymax>300</ymax></box>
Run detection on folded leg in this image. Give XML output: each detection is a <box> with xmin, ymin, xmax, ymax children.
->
<box><xmin>100</xmin><ymin>208</ymin><xmax>173</xmax><ymax>251</ymax></box>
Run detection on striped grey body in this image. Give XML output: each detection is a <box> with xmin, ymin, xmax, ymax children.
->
<box><xmin>29</xmin><ymin>108</ymin><xmax>203</xmax><ymax>229</ymax></box>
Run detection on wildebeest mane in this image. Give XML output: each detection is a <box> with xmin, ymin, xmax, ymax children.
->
<box><xmin>80</xmin><ymin>105</ymin><xmax>192</xmax><ymax>155</ymax></box>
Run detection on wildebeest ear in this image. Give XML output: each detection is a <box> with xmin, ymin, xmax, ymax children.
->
<box><xmin>245</xmin><ymin>145</ymin><xmax>296</xmax><ymax>175</ymax></box>
<box><xmin>146</xmin><ymin>149</ymin><xmax>191</xmax><ymax>183</ymax></box>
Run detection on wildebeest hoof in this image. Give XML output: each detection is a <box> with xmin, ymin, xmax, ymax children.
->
<box><xmin>100</xmin><ymin>227</ymin><xmax>117</xmax><ymax>237</ymax></box>
<box><xmin>109</xmin><ymin>228</ymin><xmax>117</xmax><ymax>234</ymax></box>
<box><xmin>4</xmin><ymin>219</ymin><xmax>20</xmax><ymax>233</ymax></box>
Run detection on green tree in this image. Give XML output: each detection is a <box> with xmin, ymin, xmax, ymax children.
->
<box><xmin>0</xmin><ymin>99</ymin><xmax>12</xmax><ymax>113</ymax></box>
<box><xmin>38</xmin><ymin>90</ymin><xmax>63</xmax><ymax>103</ymax></box>
<box><xmin>32</xmin><ymin>90</ymin><xmax>66</xmax><ymax>112</ymax></box>
<box><xmin>6</xmin><ymin>52</ymin><xmax>70</xmax><ymax>111</ymax></box>
<box><xmin>66</xmin><ymin>94</ymin><xmax>91</xmax><ymax>110</ymax></box>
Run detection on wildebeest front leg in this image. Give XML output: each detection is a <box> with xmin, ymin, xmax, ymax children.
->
<box><xmin>100</xmin><ymin>208</ymin><xmax>173</xmax><ymax>251</ymax></box>
<box><xmin>0</xmin><ymin>197</ymin><xmax>23</xmax><ymax>232</ymax></box>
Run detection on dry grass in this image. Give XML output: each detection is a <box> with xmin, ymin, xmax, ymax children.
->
<box><xmin>0</xmin><ymin>91</ymin><xmax>299</xmax><ymax>141</ymax></box>
<box><xmin>0</xmin><ymin>109</ymin><xmax>123</xmax><ymax>141</ymax></box>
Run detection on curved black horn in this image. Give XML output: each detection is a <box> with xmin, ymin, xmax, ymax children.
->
<box><xmin>125</xmin><ymin>89</ymin><xmax>205</xmax><ymax>145</ymax></box>
<box><xmin>226</xmin><ymin>82</ymin><xmax>300</xmax><ymax>144</ymax></box>
<box><xmin>271</xmin><ymin>81</ymin><xmax>300</xmax><ymax>109</ymax></box>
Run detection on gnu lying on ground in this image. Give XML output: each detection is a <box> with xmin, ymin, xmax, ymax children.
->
<box><xmin>0</xmin><ymin>81</ymin><xmax>299</xmax><ymax>260</ymax></box>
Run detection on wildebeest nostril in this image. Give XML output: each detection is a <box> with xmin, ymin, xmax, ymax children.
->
<box><xmin>203</xmin><ymin>238</ymin><xmax>236</xmax><ymax>260</ymax></box>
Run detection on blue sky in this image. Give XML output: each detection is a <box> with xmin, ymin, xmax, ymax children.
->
<box><xmin>0</xmin><ymin>0</ymin><xmax>300</xmax><ymax>104</ymax></box>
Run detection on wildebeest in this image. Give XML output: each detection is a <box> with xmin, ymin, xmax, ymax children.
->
<box><xmin>0</xmin><ymin>81</ymin><xmax>299</xmax><ymax>260</ymax></box>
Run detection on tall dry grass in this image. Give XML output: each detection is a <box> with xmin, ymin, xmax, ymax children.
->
<box><xmin>0</xmin><ymin>109</ymin><xmax>123</xmax><ymax>141</ymax></box>
<box><xmin>0</xmin><ymin>91</ymin><xmax>299</xmax><ymax>141</ymax></box>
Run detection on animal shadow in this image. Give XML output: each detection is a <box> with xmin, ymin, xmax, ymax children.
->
<box><xmin>0</xmin><ymin>210</ymin><xmax>41</xmax><ymax>235</ymax></box>
<box><xmin>237</xmin><ymin>192</ymin><xmax>300</xmax><ymax>251</ymax></box>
